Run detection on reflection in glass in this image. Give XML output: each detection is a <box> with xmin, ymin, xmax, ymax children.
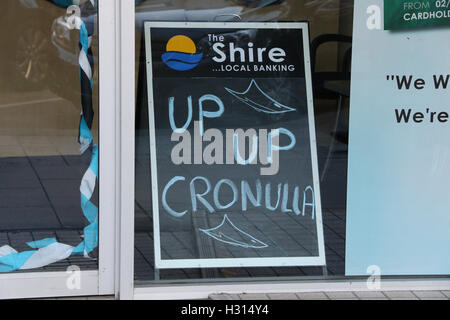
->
<box><xmin>0</xmin><ymin>0</ymin><xmax>98</xmax><ymax>273</ymax></box>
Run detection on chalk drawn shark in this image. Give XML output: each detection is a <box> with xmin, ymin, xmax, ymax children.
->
<box><xmin>199</xmin><ymin>214</ymin><xmax>269</xmax><ymax>249</ymax></box>
<box><xmin>225</xmin><ymin>79</ymin><xmax>296</xmax><ymax>114</ymax></box>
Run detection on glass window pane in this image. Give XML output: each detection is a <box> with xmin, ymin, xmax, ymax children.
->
<box><xmin>0</xmin><ymin>0</ymin><xmax>99</xmax><ymax>273</ymax></box>
<box><xmin>134</xmin><ymin>0</ymin><xmax>449</xmax><ymax>282</ymax></box>
<box><xmin>134</xmin><ymin>0</ymin><xmax>352</xmax><ymax>283</ymax></box>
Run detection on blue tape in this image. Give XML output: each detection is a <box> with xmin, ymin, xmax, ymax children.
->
<box><xmin>0</xmin><ymin>251</ymin><xmax>35</xmax><ymax>273</ymax></box>
<box><xmin>27</xmin><ymin>238</ymin><xmax>58</xmax><ymax>249</ymax></box>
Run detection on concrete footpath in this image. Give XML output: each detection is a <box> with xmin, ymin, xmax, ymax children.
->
<box><xmin>209</xmin><ymin>290</ymin><xmax>450</xmax><ymax>300</ymax></box>
<box><xmin>42</xmin><ymin>290</ymin><xmax>450</xmax><ymax>300</ymax></box>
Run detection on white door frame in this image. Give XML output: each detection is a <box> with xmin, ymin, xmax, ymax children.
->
<box><xmin>116</xmin><ymin>0</ymin><xmax>136</xmax><ymax>300</ymax></box>
<box><xmin>0</xmin><ymin>0</ymin><xmax>125</xmax><ymax>299</ymax></box>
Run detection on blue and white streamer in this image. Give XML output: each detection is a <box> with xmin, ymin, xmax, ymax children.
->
<box><xmin>0</xmin><ymin>0</ymin><xmax>98</xmax><ymax>272</ymax></box>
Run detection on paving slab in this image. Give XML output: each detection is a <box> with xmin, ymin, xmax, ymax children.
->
<box><xmin>0</xmin><ymin>188</ymin><xmax>49</xmax><ymax>208</ymax></box>
<box><xmin>41</xmin><ymin>180</ymin><xmax>81</xmax><ymax>207</ymax></box>
<box><xmin>239</xmin><ymin>293</ymin><xmax>270</xmax><ymax>300</ymax></box>
<box><xmin>52</xmin><ymin>205</ymin><xmax>86</xmax><ymax>229</ymax></box>
<box><xmin>0</xmin><ymin>171</ymin><xmax>41</xmax><ymax>188</ymax></box>
<box><xmin>209</xmin><ymin>294</ymin><xmax>241</xmax><ymax>300</ymax></box>
<box><xmin>0</xmin><ymin>157</ymin><xmax>29</xmax><ymax>169</ymax></box>
<box><xmin>384</xmin><ymin>291</ymin><xmax>418</xmax><ymax>300</ymax></box>
<box><xmin>0</xmin><ymin>207</ymin><xmax>60</xmax><ymax>230</ymax></box>
<box><xmin>354</xmin><ymin>291</ymin><xmax>388</xmax><ymax>299</ymax></box>
<box><xmin>267</xmin><ymin>293</ymin><xmax>299</xmax><ymax>300</ymax></box>
<box><xmin>33</xmin><ymin>165</ymin><xmax>83</xmax><ymax>180</ymax></box>
<box><xmin>325</xmin><ymin>291</ymin><xmax>359</xmax><ymax>300</ymax></box>
<box><xmin>413</xmin><ymin>291</ymin><xmax>447</xmax><ymax>300</ymax></box>
<box><xmin>296</xmin><ymin>292</ymin><xmax>329</xmax><ymax>300</ymax></box>
<box><xmin>28</xmin><ymin>156</ymin><xmax>66</xmax><ymax>167</ymax></box>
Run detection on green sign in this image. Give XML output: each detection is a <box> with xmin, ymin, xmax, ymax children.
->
<box><xmin>384</xmin><ymin>0</ymin><xmax>450</xmax><ymax>30</ymax></box>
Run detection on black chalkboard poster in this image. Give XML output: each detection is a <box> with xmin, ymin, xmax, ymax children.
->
<box><xmin>145</xmin><ymin>22</ymin><xmax>325</xmax><ymax>269</ymax></box>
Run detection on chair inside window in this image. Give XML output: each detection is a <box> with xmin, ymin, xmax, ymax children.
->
<box><xmin>310</xmin><ymin>34</ymin><xmax>352</xmax><ymax>181</ymax></box>
<box><xmin>311</xmin><ymin>33</ymin><xmax>352</xmax><ymax>100</ymax></box>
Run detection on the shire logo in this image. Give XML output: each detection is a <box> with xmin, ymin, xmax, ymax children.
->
<box><xmin>207</xmin><ymin>33</ymin><xmax>295</xmax><ymax>73</ymax></box>
<box><xmin>162</xmin><ymin>35</ymin><xmax>203</xmax><ymax>71</ymax></box>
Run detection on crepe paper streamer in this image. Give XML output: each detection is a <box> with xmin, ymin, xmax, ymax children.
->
<box><xmin>51</xmin><ymin>0</ymin><xmax>79</xmax><ymax>7</ymax></box>
<box><xmin>0</xmin><ymin>0</ymin><xmax>98</xmax><ymax>273</ymax></box>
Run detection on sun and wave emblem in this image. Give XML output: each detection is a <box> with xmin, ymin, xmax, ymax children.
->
<box><xmin>161</xmin><ymin>35</ymin><xmax>203</xmax><ymax>71</ymax></box>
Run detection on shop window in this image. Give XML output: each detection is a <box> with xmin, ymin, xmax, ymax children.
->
<box><xmin>134</xmin><ymin>0</ymin><xmax>353</xmax><ymax>282</ymax></box>
<box><xmin>0</xmin><ymin>0</ymin><xmax>99</xmax><ymax>273</ymax></box>
<box><xmin>134</xmin><ymin>0</ymin><xmax>450</xmax><ymax>282</ymax></box>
